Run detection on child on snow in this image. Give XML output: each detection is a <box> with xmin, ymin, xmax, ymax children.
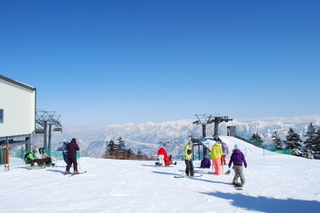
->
<box><xmin>228</xmin><ymin>144</ymin><xmax>247</xmax><ymax>187</ymax></box>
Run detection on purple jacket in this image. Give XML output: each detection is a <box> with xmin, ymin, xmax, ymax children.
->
<box><xmin>228</xmin><ymin>149</ymin><xmax>247</xmax><ymax>167</ymax></box>
<box><xmin>67</xmin><ymin>138</ymin><xmax>80</xmax><ymax>158</ymax></box>
<box><xmin>221</xmin><ymin>142</ymin><xmax>228</xmax><ymax>154</ymax></box>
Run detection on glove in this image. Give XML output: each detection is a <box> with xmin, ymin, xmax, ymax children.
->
<box><xmin>228</xmin><ymin>166</ymin><xmax>230</xmax><ymax>168</ymax></box>
<box><xmin>245</xmin><ymin>166</ymin><xmax>247</xmax><ymax>168</ymax></box>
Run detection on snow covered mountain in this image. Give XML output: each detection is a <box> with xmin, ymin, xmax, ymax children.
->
<box><xmin>50</xmin><ymin>115</ymin><xmax>320</xmax><ymax>158</ymax></box>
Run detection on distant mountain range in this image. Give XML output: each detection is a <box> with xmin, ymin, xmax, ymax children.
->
<box><xmin>49</xmin><ymin>115</ymin><xmax>320</xmax><ymax>158</ymax></box>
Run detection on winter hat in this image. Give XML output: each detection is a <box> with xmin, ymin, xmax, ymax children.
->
<box><xmin>234</xmin><ymin>144</ymin><xmax>239</xmax><ymax>149</ymax></box>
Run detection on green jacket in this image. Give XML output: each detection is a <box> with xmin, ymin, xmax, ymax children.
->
<box><xmin>184</xmin><ymin>143</ymin><xmax>193</xmax><ymax>160</ymax></box>
<box><xmin>27</xmin><ymin>151</ymin><xmax>35</xmax><ymax>160</ymax></box>
<box><xmin>210</xmin><ymin>142</ymin><xmax>222</xmax><ymax>159</ymax></box>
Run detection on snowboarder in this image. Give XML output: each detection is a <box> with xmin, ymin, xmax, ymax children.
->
<box><xmin>39</xmin><ymin>148</ymin><xmax>53</xmax><ymax>166</ymax></box>
<box><xmin>200</xmin><ymin>156</ymin><xmax>211</xmax><ymax>168</ymax></box>
<box><xmin>157</xmin><ymin>145</ymin><xmax>167</xmax><ymax>166</ymax></box>
<box><xmin>65</xmin><ymin>138</ymin><xmax>80</xmax><ymax>175</ymax></box>
<box><xmin>221</xmin><ymin>141</ymin><xmax>229</xmax><ymax>165</ymax></box>
<box><xmin>210</xmin><ymin>141</ymin><xmax>223</xmax><ymax>175</ymax></box>
<box><xmin>184</xmin><ymin>140</ymin><xmax>194</xmax><ymax>176</ymax></box>
<box><xmin>26</xmin><ymin>149</ymin><xmax>44</xmax><ymax>167</ymax></box>
<box><xmin>228</xmin><ymin>144</ymin><xmax>247</xmax><ymax>187</ymax></box>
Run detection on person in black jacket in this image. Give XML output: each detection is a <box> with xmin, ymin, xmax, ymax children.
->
<box><xmin>65</xmin><ymin>138</ymin><xmax>80</xmax><ymax>175</ymax></box>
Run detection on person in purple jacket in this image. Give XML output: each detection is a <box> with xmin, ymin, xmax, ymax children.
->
<box><xmin>228</xmin><ymin>144</ymin><xmax>247</xmax><ymax>187</ymax></box>
<box><xmin>65</xmin><ymin>138</ymin><xmax>80</xmax><ymax>175</ymax></box>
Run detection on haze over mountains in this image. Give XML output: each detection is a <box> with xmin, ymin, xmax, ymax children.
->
<box><xmin>49</xmin><ymin>115</ymin><xmax>320</xmax><ymax>158</ymax></box>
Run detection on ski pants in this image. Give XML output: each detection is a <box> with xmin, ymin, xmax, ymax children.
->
<box><xmin>66</xmin><ymin>156</ymin><xmax>78</xmax><ymax>172</ymax></box>
<box><xmin>158</xmin><ymin>155</ymin><xmax>165</xmax><ymax>166</ymax></box>
<box><xmin>221</xmin><ymin>155</ymin><xmax>227</xmax><ymax>165</ymax></box>
<box><xmin>232</xmin><ymin>165</ymin><xmax>245</xmax><ymax>185</ymax></box>
<box><xmin>185</xmin><ymin>160</ymin><xmax>194</xmax><ymax>176</ymax></box>
<box><xmin>212</xmin><ymin>159</ymin><xmax>223</xmax><ymax>175</ymax></box>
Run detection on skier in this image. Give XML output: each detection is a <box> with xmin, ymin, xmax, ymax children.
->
<box><xmin>228</xmin><ymin>144</ymin><xmax>247</xmax><ymax>187</ymax></box>
<box><xmin>184</xmin><ymin>140</ymin><xmax>194</xmax><ymax>176</ymax></box>
<box><xmin>221</xmin><ymin>141</ymin><xmax>229</xmax><ymax>165</ymax></box>
<box><xmin>210</xmin><ymin>141</ymin><xmax>223</xmax><ymax>175</ymax></box>
<box><xmin>65</xmin><ymin>138</ymin><xmax>80</xmax><ymax>175</ymax></box>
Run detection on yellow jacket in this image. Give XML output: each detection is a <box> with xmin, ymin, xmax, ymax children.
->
<box><xmin>184</xmin><ymin>142</ymin><xmax>193</xmax><ymax>160</ymax></box>
<box><xmin>210</xmin><ymin>142</ymin><xmax>222</xmax><ymax>159</ymax></box>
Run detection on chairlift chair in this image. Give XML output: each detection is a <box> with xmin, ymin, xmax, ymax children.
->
<box><xmin>53</xmin><ymin>127</ymin><xmax>62</xmax><ymax>133</ymax></box>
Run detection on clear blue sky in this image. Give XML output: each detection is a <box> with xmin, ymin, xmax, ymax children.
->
<box><xmin>1</xmin><ymin>0</ymin><xmax>319</xmax><ymax>127</ymax></box>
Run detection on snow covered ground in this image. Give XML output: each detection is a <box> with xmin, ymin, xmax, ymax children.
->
<box><xmin>1</xmin><ymin>136</ymin><xmax>320</xmax><ymax>213</ymax></box>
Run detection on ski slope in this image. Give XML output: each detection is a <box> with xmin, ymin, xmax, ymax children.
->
<box><xmin>0</xmin><ymin>136</ymin><xmax>319</xmax><ymax>213</ymax></box>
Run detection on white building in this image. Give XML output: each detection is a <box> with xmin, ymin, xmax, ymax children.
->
<box><xmin>0</xmin><ymin>75</ymin><xmax>36</xmax><ymax>149</ymax></box>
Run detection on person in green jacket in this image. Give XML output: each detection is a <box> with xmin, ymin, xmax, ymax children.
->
<box><xmin>184</xmin><ymin>140</ymin><xmax>194</xmax><ymax>176</ymax></box>
<box><xmin>210</xmin><ymin>141</ymin><xmax>223</xmax><ymax>175</ymax></box>
<box><xmin>26</xmin><ymin>150</ymin><xmax>44</xmax><ymax>167</ymax></box>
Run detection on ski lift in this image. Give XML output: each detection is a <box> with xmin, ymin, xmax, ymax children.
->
<box><xmin>53</xmin><ymin>127</ymin><xmax>62</xmax><ymax>133</ymax></box>
<box><xmin>35</xmin><ymin>129</ymin><xmax>45</xmax><ymax>134</ymax></box>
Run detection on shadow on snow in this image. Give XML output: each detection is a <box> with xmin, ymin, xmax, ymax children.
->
<box><xmin>201</xmin><ymin>191</ymin><xmax>320</xmax><ymax>213</ymax></box>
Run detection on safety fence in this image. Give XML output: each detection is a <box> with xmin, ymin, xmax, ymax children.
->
<box><xmin>0</xmin><ymin>148</ymin><xmax>81</xmax><ymax>165</ymax></box>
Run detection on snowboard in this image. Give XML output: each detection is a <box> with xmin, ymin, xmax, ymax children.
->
<box><xmin>174</xmin><ymin>174</ymin><xmax>203</xmax><ymax>178</ymax></box>
<box><xmin>27</xmin><ymin>166</ymin><xmax>46</xmax><ymax>170</ymax></box>
<box><xmin>69</xmin><ymin>171</ymin><xmax>87</xmax><ymax>176</ymax></box>
<box><xmin>233</xmin><ymin>183</ymin><xmax>243</xmax><ymax>190</ymax></box>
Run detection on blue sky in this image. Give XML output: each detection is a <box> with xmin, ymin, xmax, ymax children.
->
<box><xmin>1</xmin><ymin>0</ymin><xmax>319</xmax><ymax>127</ymax></box>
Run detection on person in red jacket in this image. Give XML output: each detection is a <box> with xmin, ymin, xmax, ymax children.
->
<box><xmin>157</xmin><ymin>145</ymin><xmax>167</xmax><ymax>166</ymax></box>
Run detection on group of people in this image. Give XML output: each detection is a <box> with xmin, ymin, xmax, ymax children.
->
<box><xmin>26</xmin><ymin>138</ymin><xmax>81</xmax><ymax>175</ymax></box>
<box><xmin>25</xmin><ymin>148</ymin><xmax>53</xmax><ymax>167</ymax></box>
<box><xmin>184</xmin><ymin>138</ymin><xmax>247</xmax><ymax>187</ymax></box>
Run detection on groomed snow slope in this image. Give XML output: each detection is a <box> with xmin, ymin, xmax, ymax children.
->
<box><xmin>0</xmin><ymin>136</ymin><xmax>319</xmax><ymax>213</ymax></box>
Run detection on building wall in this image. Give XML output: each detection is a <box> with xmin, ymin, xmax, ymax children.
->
<box><xmin>0</xmin><ymin>77</ymin><xmax>36</xmax><ymax>138</ymax></box>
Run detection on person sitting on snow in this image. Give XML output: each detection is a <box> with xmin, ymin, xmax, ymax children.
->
<box><xmin>39</xmin><ymin>148</ymin><xmax>54</xmax><ymax>166</ymax></box>
<box><xmin>26</xmin><ymin>149</ymin><xmax>44</xmax><ymax>167</ymax></box>
<box><xmin>157</xmin><ymin>145</ymin><xmax>167</xmax><ymax>166</ymax></box>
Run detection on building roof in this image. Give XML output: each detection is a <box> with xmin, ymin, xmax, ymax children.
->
<box><xmin>0</xmin><ymin>75</ymin><xmax>36</xmax><ymax>91</ymax></box>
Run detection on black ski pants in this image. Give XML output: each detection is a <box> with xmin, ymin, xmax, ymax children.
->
<box><xmin>185</xmin><ymin>160</ymin><xmax>194</xmax><ymax>176</ymax></box>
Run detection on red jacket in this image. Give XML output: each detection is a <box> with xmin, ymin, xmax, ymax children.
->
<box><xmin>157</xmin><ymin>147</ymin><xmax>167</xmax><ymax>156</ymax></box>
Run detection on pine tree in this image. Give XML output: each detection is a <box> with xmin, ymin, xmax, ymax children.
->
<box><xmin>285</xmin><ymin>128</ymin><xmax>302</xmax><ymax>149</ymax></box>
<box><xmin>107</xmin><ymin>140</ymin><xmax>117</xmax><ymax>156</ymax></box>
<box><xmin>117</xmin><ymin>137</ymin><xmax>126</xmax><ymax>158</ymax></box>
<box><xmin>304</xmin><ymin>123</ymin><xmax>317</xmax><ymax>150</ymax></box>
<box><xmin>137</xmin><ymin>148</ymin><xmax>143</xmax><ymax>160</ymax></box>
<box><xmin>313</xmin><ymin>128</ymin><xmax>320</xmax><ymax>152</ymax></box>
<box><xmin>271</xmin><ymin>131</ymin><xmax>283</xmax><ymax>150</ymax></box>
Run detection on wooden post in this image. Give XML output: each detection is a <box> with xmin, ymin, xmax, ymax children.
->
<box><xmin>3</xmin><ymin>140</ymin><xmax>10</xmax><ymax>172</ymax></box>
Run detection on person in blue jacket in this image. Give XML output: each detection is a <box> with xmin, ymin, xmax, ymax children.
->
<box><xmin>228</xmin><ymin>144</ymin><xmax>247</xmax><ymax>187</ymax></box>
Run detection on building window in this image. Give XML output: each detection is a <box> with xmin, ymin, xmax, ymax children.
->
<box><xmin>0</xmin><ymin>109</ymin><xmax>3</xmax><ymax>123</ymax></box>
